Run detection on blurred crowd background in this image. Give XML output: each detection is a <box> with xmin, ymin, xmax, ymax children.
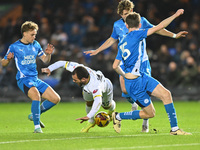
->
<box><xmin>0</xmin><ymin>0</ymin><xmax>200</xmax><ymax>101</ymax></box>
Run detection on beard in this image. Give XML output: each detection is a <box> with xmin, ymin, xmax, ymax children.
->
<box><xmin>78</xmin><ymin>82</ymin><xmax>84</xmax><ymax>87</ymax></box>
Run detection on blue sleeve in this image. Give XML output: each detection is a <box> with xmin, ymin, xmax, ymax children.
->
<box><xmin>136</xmin><ymin>29</ymin><xmax>148</xmax><ymax>40</ymax></box>
<box><xmin>34</xmin><ymin>41</ymin><xmax>44</xmax><ymax>57</ymax></box>
<box><xmin>116</xmin><ymin>49</ymin><xmax>122</xmax><ymax>61</ymax></box>
<box><xmin>141</xmin><ymin>17</ymin><xmax>153</xmax><ymax>29</ymax></box>
<box><xmin>111</xmin><ymin>23</ymin><xmax>118</xmax><ymax>40</ymax></box>
<box><xmin>4</xmin><ymin>45</ymin><xmax>14</xmax><ymax>60</ymax></box>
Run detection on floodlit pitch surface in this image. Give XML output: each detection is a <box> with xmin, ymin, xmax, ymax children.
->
<box><xmin>0</xmin><ymin>101</ymin><xmax>199</xmax><ymax>150</ymax></box>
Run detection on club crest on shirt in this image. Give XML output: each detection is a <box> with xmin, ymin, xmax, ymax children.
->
<box><xmin>29</xmin><ymin>82</ymin><xmax>33</xmax><ymax>85</ymax></box>
<box><xmin>144</xmin><ymin>99</ymin><xmax>149</xmax><ymax>104</ymax></box>
<box><xmin>93</xmin><ymin>89</ymin><xmax>98</xmax><ymax>94</ymax></box>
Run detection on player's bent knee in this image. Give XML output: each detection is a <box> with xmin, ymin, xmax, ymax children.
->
<box><xmin>28</xmin><ymin>91</ymin><xmax>41</xmax><ymax>100</ymax></box>
<box><xmin>54</xmin><ymin>95</ymin><xmax>61</xmax><ymax>104</ymax></box>
<box><xmin>162</xmin><ymin>89</ymin><xmax>172</xmax><ymax>102</ymax></box>
<box><xmin>149</xmin><ymin>111</ymin><xmax>155</xmax><ymax>118</ymax></box>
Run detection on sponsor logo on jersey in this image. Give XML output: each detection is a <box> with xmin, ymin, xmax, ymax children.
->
<box><xmin>93</xmin><ymin>89</ymin><xmax>98</xmax><ymax>94</ymax></box>
<box><xmin>21</xmin><ymin>55</ymin><xmax>36</xmax><ymax>65</ymax></box>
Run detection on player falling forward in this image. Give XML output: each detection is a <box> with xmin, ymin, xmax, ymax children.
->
<box><xmin>1</xmin><ymin>21</ymin><xmax>60</xmax><ymax>133</ymax></box>
<box><xmin>84</xmin><ymin>0</ymin><xmax>188</xmax><ymax>133</ymax></box>
<box><xmin>42</xmin><ymin>61</ymin><xmax>116</xmax><ymax>132</ymax></box>
<box><xmin>112</xmin><ymin>9</ymin><xmax>191</xmax><ymax>135</ymax></box>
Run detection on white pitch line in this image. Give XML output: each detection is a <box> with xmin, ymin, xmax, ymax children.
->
<box><xmin>0</xmin><ymin>133</ymin><xmax>168</xmax><ymax>145</ymax></box>
<box><xmin>0</xmin><ymin>132</ymin><xmax>198</xmax><ymax>146</ymax></box>
<box><xmin>85</xmin><ymin>143</ymin><xmax>200</xmax><ymax>150</ymax></box>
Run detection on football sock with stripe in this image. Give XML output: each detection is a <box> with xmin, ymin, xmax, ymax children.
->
<box><xmin>164</xmin><ymin>103</ymin><xmax>178</xmax><ymax>131</ymax></box>
<box><xmin>40</xmin><ymin>100</ymin><xmax>56</xmax><ymax>114</ymax></box>
<box><xmin>31</xmin><ymin>100</ymin><xmax>40</xmax><ymax>127</ymax></box>
<box><xmin>143</xmin><ymin>119</ymin><xmax>149</xmax><ymax>126</ymax></box>
<box><xmin>118</xmin><ymin>110</ymin><xmax>141</xmax><ymax>120</ymax></box>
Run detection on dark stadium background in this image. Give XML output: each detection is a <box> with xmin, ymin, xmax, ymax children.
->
<box><xmin>0</xmin><ymin>0</ymin><xmax>200</xmax><ymax>102</ymax></box>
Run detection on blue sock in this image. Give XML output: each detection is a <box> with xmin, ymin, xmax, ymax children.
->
<box><xmin>40</xmin><ymin>100</ymin><xmax>56</xmax><ymax>114</ymax></box>
<box><xmin>164</xmin><ymin>103</ymin><xmax>178</xmax><ymax>128</ymax></box>
<box><xmin>31</xmin><ymin>100</ymin><xmax>40</xmax><ymax>126</ymax></box>
<box><xmin>119</xmin><ymin>110</ymin><xmax>141</xmax><ymax>120</ymax></box>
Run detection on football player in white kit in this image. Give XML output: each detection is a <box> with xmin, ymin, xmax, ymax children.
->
<box><xmin>42</xmin><ymin>61</ymin><xmax>116</xmax><ymax>132</ymax></box>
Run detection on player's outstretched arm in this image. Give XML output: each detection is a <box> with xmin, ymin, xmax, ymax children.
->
<box><xmin>76</xmin><ymin>116</ymin><xmax>89</xmax><ymax>123</ymax></box>
<box><xmin>147</xmin><ymin>9</ymin><xmax>184</xmax><ymax>36</ymax></box>
<box><xmin>175</xmin><ymin>31</ymin><xmax>188</xmax><ymax>39</ymax></box>
<box><xmin>41</xmin><ymin>44</ymin><xmax>54</xmax><ymax>63</ymax></box>
<box><xmin>41</xmin><ymin>60</ymin><xmax>67</xmax><ymax>76</ymax></box>
<box><xmin>1</xmin><ymin>52</ymin><xmax>14</xmax><ymax>67</ymax></box>
<box><xmin>84</xmin><ymin>37</ymin><xmax>117</xmax><ymax>56</ymax></box>
<box><xmin>155</xmin><ymin>28</ymin><xmax>188</xmax><ymax>39</ymax></box>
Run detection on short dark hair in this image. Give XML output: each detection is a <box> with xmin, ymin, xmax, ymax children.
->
<box><xmin>72</xmin><ymin>66</ymin><xmax>89</xmax><ymax>79</ymax></box>
<box><xmin>125</xmin><ymin>12</ymin><xmax>141</xmax><ymax>28</ymax></box>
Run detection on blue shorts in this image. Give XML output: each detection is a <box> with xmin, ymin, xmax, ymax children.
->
<box><xmin>121</xmin><ymin>60</ymin><xmax>151</xmax><ymax>101</ymax></box>
<box><xmin>125</xmin><ymin>73</ymin><xmax>159</xmax><ymax>108</ymax></box>
<box><xmin>17</xmin><ymin>76</ymin><xmax>49</xmax><ymax>96</ymax></box>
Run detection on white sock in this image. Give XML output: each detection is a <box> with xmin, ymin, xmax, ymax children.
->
<box><xmin>171</xmin><ymin>126</ymin><xmax>179</xmax><ymax>132</ymax></box>
<box><xmin>35</xmin><ymin>125</ymin><xmax>40</xmax><ymax>129</ymax></box>
<box><xmin>116</xmin><ymin>113</ymin><xmax>121</xmax><ymax>120</ymax></box>
<box><xmin>142</xmin><ymin>119</ymin><xmax>149</xmax><ymax>127</ymax></box>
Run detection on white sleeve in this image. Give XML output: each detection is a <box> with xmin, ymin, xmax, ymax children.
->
<box><xmin>48</xmin><ymin>61</ymin><xmax>67</xmax><ymax>72</ymax></box>
<box><xmin>87</xmin><ymin>96</ymin><xmax>102</xmax><ymax>118</ymax></box>
<box><xmin>65</xmin><ymin>61</ymin><xmax>83</xmax><ymax>72</ymax></box>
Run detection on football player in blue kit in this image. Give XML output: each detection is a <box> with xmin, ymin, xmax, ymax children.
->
<box><xmin>84</xmin><ymin>0</ymin><xmax>188</xmax><ymax>132</ymax></box>
<box><xmin>112</xmin><ymin>9</ymin><xmax>191</xmax><ymax>135</ymax></box>
<box><xmin>1</xmin><ymin>21</ymin><xmax>60</xmax><ymax>133</ymax></box>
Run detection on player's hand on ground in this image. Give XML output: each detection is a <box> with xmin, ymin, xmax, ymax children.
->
<box><xmin>76</xmin><ymin>116</ymin><xmax>89</xmax><ymax>123</ymax></box>
<box><xmin>175</xmin><ymin>9</ymin><xmax>184</xmax><ymax>17</ymax></box>
<box><xmin>176</xmin><ymin>31</ymin><xmax>188</xmax><ymax>39</ymax></box>
<box><xmin>41</xmin><ymin>68</ymin><xmax>51</xmax><ymax>76</ymax></box>
<box><xmin>45</xmin><ymin>44</ymin><xmax>54</xmax><ymax>55</ymax></box>
<box><xmin>7</xmin><ymin>52</ymin><xmax>14</xmax><ymax>60</ymax></box>
<box><xmin>84</xmin><ymin>50</ymin><xmax>98</xmax><ymax>56</ymax></box>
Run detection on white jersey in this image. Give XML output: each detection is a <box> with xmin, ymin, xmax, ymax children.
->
<box><xmin>48</xmin><ymin>61</ymin><xmax>114</xmax><ymax>118</ymax></box>
<box><xmin>63</xmin><ymin>61</ymin><xmax>108</xmax><ymax>99</ymax></box>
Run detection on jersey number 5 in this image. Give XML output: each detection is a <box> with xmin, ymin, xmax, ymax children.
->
<box><xmin>119</xmin><ymin>42</ymin><xmax>131</xmax><ymax>60</ymax></box>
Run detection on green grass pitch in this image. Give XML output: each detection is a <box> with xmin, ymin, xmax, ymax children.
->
<box><xmin>0</xmin><ymin>101</ymin><xmax>200</xmax><ymax>150</ymax></box>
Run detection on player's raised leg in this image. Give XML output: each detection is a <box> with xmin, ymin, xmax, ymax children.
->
<box><xmin>41</xmin><ymin>86</ymin><xmax>60</xmax><ymax>114</ymax></box>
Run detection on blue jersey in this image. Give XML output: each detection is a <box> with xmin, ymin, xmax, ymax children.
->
<box><xmin>114</xmin><ymin>17</ymin><xmax>153</xmax><ymax>75</ymax></box>
<box><xmin>111</xmin><ymin>18</ymin><xmax>128</xmax><ymax>42</ymax></box>
<box><xmin>4</xmin><ymin>40</ymin><xmax>44</xmax><ymax>80</ymax></box>
<box><xmin>117</xmin><ymin>29</ymin><xmax>148</xmax><ymax>76</ymax></box>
